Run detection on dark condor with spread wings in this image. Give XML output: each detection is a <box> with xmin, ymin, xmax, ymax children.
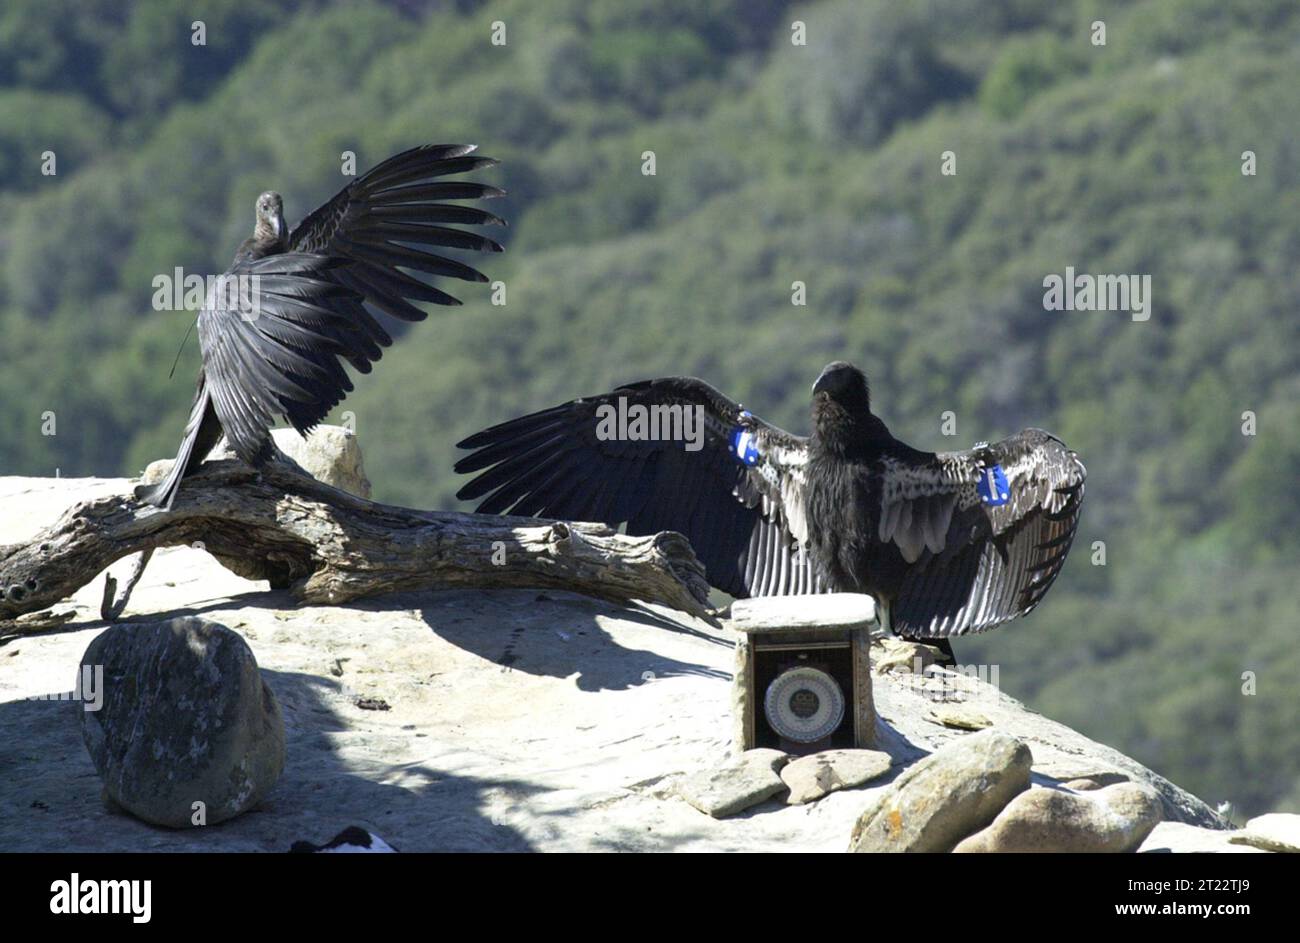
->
<box><xmin>456</xmin><ymin>362</ymin><xmax>1086</xmax><ymax>641</ymax></box>
<box><xmin>138</xmin><ymin>143</ymin><xmax>504</xmax><ymax>509</ymax></box>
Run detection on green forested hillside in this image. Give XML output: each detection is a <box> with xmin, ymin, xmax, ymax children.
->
<box><xmin>1</xmin><ymin>0</ymin><xmax>1296</xmax><ymax>816</ymax></box>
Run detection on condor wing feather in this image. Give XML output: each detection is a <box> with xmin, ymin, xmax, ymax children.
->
<box><xmin>197</xmin><ymin>253</ymin><xmax>381</xmax><ymax>465</ymax></box>
<box><xmin>289</xmin><ymin>143</ymin><xmax>504</xmax><ymax>320</ymax></box>
<box><xmin>455</xmin><ymin>378</ymin><xmax>823</xmax><ymax>597</ymax></box>
<box><xmin>879</xmin><ymin>428</ymin><xmax>1086</xmax><ymax>637</ymax></box>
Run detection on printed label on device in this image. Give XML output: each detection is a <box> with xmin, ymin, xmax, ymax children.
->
<box><xmin>731</xmin><ymin>411</ymin><xmax>760</xmax><ymax>466</ymax></box>
<box><xmin>978</xmin><ymin>464</ymin><xmax>1010</xmax><ymax>506</ymax></box>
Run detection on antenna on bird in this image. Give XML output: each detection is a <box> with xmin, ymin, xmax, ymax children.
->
<box><xmin>167</xmin><ymin>317</ymin><xmax>197</xmax><ymax>380</ymax></box>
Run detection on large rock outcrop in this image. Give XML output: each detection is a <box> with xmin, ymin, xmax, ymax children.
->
<box><xmin>0</xmin><ymin>470</ymin><xmax>1244</xmax><ymax>852</ymax></box>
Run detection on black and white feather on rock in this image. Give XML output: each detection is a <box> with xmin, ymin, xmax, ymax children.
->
<box><xmin>289</xmin><ymin>826</ymin><xmax>398</xmax><ymax>853</ymax></box>
<box><xmin>456</xmin><ymin>362</ymin><xmax>1085</xmax><ymax>640</ymax></box>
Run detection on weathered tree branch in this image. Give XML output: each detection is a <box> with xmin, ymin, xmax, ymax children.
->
<box><xmin>100</xmin><ymin>547</ymin><xmax>154</xmax><ymax>621</ymax></box>
<box><xmin>0</xmin><ymin>460</ymin><xmax>713</xmax><ymax>623</ymax></box>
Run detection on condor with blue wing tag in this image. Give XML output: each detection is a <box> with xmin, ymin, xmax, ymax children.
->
<box><xmin>730</xmin><ymin>411</ymin><xmax>760</xmax><ymax>466</ymax></box>
<box><xmin>977</xmin><ymin>463</ymin><xmax>1010</xmax><ymax>506</ymax></box>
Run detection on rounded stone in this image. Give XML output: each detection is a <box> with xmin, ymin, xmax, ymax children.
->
<box><xmin>848</xmin><ymin>729</ymin><xmax>1033</xmax><ymax>853</ymax></box>
<box><xmin>953</xmin><ymin>782</ymin><xmax>1163</xmax><ymax>853</ymax></box>
<box><xmin>79</xmin><ymin>616</ymin><xmax>285</xmax><ymax>828</ymax></box>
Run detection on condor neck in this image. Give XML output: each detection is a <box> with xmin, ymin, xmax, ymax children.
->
<box><xmin>812</xmin><ymin>397</ymin><xmax>893</xmax><ymax>457</ymax></box>
<box><xmin>252</xmin><ymin>224</ymin><xmax>286</xmax><ymax>255</ymax></box>
<box><xmin>234</xmin><ymin>232</ymin><xmax>281</xmax><ymax>264</ymax></box>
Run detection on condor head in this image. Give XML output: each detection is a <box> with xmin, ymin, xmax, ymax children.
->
<box><xmin>811</xmin><ymin>361</ymin><xmax>870</xmax><ymax>409</ymax></box>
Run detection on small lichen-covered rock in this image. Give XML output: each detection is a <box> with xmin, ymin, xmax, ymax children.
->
<box><xmin>678</xmin><ymin>749</ymin><xmax>789</xmax><ymax>818</ymax></box>
<box><xmin>79</xmin><ymin>617</ymin><xmax>285</xmax><ymax>828</ymax></box>
<box><xmin>871</xmin><ymin>637</ymin><xmax>950</xmax><ymax>674</ymax></box>
<box><xmin>1229</xmin><ymin>813</ymin><xmax>1300</xmax><ymax>852</ymax></box>
<box><xmin>1061</xmin><ymin>773</ymin><xmax>1130</xmax><ymax>791</ymax></box>
<box><xmin>848</xmin><ymin>729</ymin><xmax>1032</xmax><ymax>853</ymax></box>
<box><xmin>953</xmin><ymin>782</ymin><xmax>1162</xmax><ymax>853</ymax></box>
<box><xmin>781</xmin><ymin>749</ymin><xmax>893</xmax><ymax>805</ymax></box>
<box><xmin>1141</xmin><ymin>822</ymin><xmax>1269</xmax><ymax>854</ymax></box>
<box><xmin>270</xmin><ymin>426</ymin><xmax>371</xmax><ymax>498</ymax></box>
<box><xmin>926</xmin><ymin>705</ymin><xmax>993</xmax><ymax>730</ymax></box>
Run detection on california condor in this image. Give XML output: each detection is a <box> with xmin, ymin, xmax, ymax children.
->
<box><xmin>138</xmin><ymin>143</ymin><xmax>504</xmax><ymax>509</ymax></box>
<box><xmin>455</xmin><ymin>362</ymin><xmax>1085</xmax><ymax>641</ymax></box>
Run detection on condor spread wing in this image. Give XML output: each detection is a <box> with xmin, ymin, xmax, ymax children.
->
<box><xmin>879</xmin><ymin>429</ymin><xmax>1086</xmax><ymax>637</ymax></box>
<box><xmin>289</xmin><ymin>143</ymin><xmax>504</xmax><ymax>319</ymax></box>
<box><xmin>455</xmin><ymin>378</ymin><xmax>822</xmax><ymax>597</ymax></box>
<box><xmin>197</xmin><ymin>253</ymin><xmax>382</xmax><ymax>464</ymax></box>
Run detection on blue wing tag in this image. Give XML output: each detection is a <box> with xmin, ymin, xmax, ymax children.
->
<box><xmin>977</xmin><ymin>463</ymin><xmax>1010</xmax><ymax>506</ymax></box>
<box><xmin>731</xmin><ymin>411</ymin><xmax>760</xmax><ymax>466</ymax></box>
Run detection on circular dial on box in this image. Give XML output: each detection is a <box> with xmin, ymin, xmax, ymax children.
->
<box><xmin>764</xmin><ymin>666</ymin><xmax>846</xmax><ymax>743</ymax></box>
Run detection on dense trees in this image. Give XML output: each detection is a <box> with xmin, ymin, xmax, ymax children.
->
<box><xmin>0</xmin><ymin>0</ymin><xmax>1295</xmax><ymax>816</ymax></box>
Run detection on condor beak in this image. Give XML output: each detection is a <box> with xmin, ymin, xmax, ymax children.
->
<box><xmin>811</xmin><ymin>368</ymin><xmax>832</xmax><ymax>397</ymax></box>
<box><xmin>272</xmin><ymin>212</ymin><xmax>286</xmax><ymax>240</ymax></box>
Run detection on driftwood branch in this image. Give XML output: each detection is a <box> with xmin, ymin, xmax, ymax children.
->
<box><xmin>0</xmin><ymin>460</ymin><xmax>713</xmax><ymax>623</ymax></box>
<box><xmin>100</xmin><ymin>547</ymin><xmax>155</xmax><ymax>621</ymax></box>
